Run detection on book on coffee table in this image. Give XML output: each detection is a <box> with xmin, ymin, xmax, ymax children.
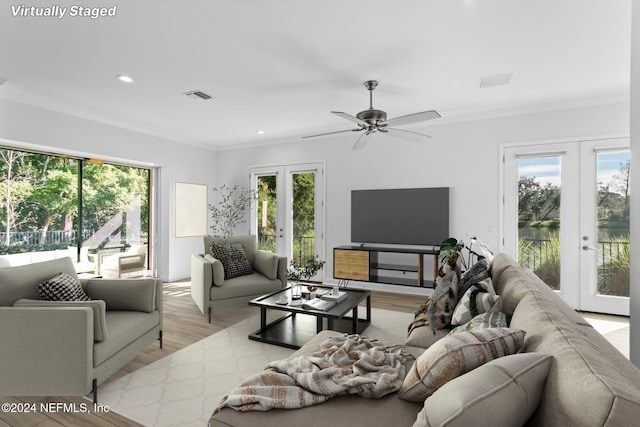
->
<box><xmin>302</xmin><ymin>298</ymin><xmax>336</xmax><ymax>311</ymax></box>
<box><xmin>321</xmin><ymin>291</ymin><xmax>347</xmax><ymax>303</ymax></box>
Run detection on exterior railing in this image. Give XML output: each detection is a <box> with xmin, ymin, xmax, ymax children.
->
<box><xmin>258</xmin><ymin>233</ymin><xmax>315</xmax><ymax>264</ymax></box>
<box><xmin>518</xmin><ymin>237</ymin><xmax>630</xmax><ymax>296</ymax></box>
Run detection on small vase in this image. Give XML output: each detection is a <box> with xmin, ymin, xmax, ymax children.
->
<box><xmin>291</xmin><ymin>282</ymin><xmax>302</xmax><ymax>300</ymax></box>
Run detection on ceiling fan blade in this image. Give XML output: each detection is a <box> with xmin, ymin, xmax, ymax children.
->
<box><xmin>353</xmin><ymin>131</ymin><xmax>372</xmax><ymax>150</ymax></box>
<box><xmin>383</xmin><ymin>110</ymin><xmax>441</xmax><ymax>127</ymax></box>
<box><xmin>383</xmin><ymin>127</ymin><xmax>431</xmax><ymax>143</ymax></box>
<box><xmin>302</xmin><ymin>128</ymin><xmax>362</xmax><ymax>139</ymax></box>
<box><xmin>332</xmin><ymin>111</ymin><xmax>368</xmax><ymax>126</ymax></box>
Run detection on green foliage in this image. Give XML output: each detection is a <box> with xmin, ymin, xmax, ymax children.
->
<box><xmin>0</xmin><ymin>147</ymin><xmax>150</xmax><ymax>251</ymax></box>
<box><xmin>438</xmin><ymin>236</ymin><xmax>493</xmax><ymax>271</ymax></box>
<box><xmin>286</xmin><ymin>255</ymin><xmax>325</xmax><ymax>282</ymax></box>
<box><xmin>597</xmin><ymin>235</ymin><xmax>630</xmax><ymax>297</ymax></box>
<box><xmin>208</xmin><ymin>184</ymin><xmax>256</xmax><ymax>242</ymax></box>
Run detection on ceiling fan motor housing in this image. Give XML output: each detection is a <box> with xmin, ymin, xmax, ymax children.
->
<box><xmin>356</xmin><ymin>109</ymin><xmax>387</xmax><ymax>126</ymax></box>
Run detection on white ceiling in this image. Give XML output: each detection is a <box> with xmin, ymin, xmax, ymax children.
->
<box><xmin>0</xmin><ymin>0</ymin><xmax>631</xmax><ymax>150</ymax></box>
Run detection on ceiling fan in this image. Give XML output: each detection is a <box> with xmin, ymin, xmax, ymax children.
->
<box><xmin>303</xmin><ymin>80</ymin><xmax>441</xmax><ymax>150</ymax></box>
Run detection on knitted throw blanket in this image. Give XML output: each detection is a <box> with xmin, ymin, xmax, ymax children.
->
<box><xmin>215</xmin><ymin>334</ymin><xmax>410</xmax><ymax>412</ymax></box>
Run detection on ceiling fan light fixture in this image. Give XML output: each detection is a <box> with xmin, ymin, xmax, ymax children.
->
<box><xmin>478</xmin><ymin>73</ymin><xmax>513</xmax><ymax>89</ymax></box>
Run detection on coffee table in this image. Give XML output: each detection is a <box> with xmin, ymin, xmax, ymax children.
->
<box><xmin>248</xmin><ymin>286</ymin><xmax>371</xmax><ymax>349</ymax></box>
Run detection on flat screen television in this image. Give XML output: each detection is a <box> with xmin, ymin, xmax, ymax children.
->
<box><xmin>351</xmin><ymin>187</ymin><xmax>449</xmax><ymax>246</ymax></box>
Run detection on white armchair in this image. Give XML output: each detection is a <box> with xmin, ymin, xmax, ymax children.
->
<box><xmin>100</xmin><ymin>244</ymin><xmax>147</xmax><ymax>278</ymax></box>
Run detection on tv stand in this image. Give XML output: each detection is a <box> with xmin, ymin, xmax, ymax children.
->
<box><xmin>333</xmin><ymin>245</ymin><xmax>439</xmax><ymax>288</ymax></box>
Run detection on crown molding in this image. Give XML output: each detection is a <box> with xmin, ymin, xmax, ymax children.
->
<box><xmin>1</xmin><ymin>86</ymin><xmax>628</xmax><ymax>153</ymax></box>
<box><xmin>0</xmin><ymin>88</ymin><xmax>218</xmax><ymax>152</ymax></box>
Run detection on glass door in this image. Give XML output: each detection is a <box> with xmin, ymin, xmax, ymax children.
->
<box><xmin>579</xmin><ymin>140</ymin><xmax>630</xmax><ymax>315</ymax></box>
<box><xmin>250</xmin><ymin>162</ymin><xmax>325</xmax><ymax>281</ymax></box>
<box><xmin>503</xmin><ymin>143</ymin><xmax>580</xmax><ymax>309</ymax></box>
<box><xmin>504</xmin><ymin>139</ymin><xmax>630</xmax><ymax>315</ymax></box>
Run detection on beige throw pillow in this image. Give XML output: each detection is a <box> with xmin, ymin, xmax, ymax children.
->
<box><xmin>413</xmin><ymin>353</ymin><xmax>552</xmax><ymax>427</ymax></box>
<box><xmin>398</xmin><ymin>327</ymin><xmax>526</xmax><ymax>402</ymax></box>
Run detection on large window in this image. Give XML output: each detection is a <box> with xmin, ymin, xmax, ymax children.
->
<box><xmin>0</xmin><ymin>147</ymin><xmax>151</xmax><ymax>274</ymax></box>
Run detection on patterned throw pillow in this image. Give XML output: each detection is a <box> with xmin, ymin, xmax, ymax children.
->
<box><xmin>210</xmin><ymin>243</ymin><xmax>253</xmax><ymax>279</ymax></box>
<box><xmin>448</xmin><ymin>311</ymin><xmax>507</xmax><ymax>335</ymax></box>
<box><xmin>38</xmin><ymin>272</ymin><xmax>90</xmax><ymax>301</ymax></box>
<box><xmin>450</xmin><ymin>285</ymin><xmax>502</xmax><ymax>326</ymax></box>
<box><xmin>426</xmin><ymin>271</ymin><xmax>459</xmax><ymax>332</ymax></box>
<box><xmin>458</xmin><ymin>259</ymin><xmax>491</xmax><ymax>300</ymax></box>
<box><xmin>398</xmin><ymin>327</ymin><xmax>526</xmax><ymax>402</ymax></box>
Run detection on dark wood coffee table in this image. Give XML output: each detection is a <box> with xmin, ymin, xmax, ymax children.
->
<box><xmin>248</xmin><ymin>286</ymin><xmax>371</xmax><ymax>349</ymax></box>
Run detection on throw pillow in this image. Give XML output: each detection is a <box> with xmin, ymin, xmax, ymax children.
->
<box><xmin>448</xmin><ymin>311</ymin><xmax>507</xmax><ymax>335</ymax></box>
<box><xmin>38</xmin><ymin>272</ymin><xmax>90</xmax><ymax>301</ymax></box>
<box><xmin>210</xmin><ymin>243</ymin><xmax>253</xmax><ymax>279</ymax></box>
<box><xmin>458</xmin><ymin>259</ymin><xmax>491</xmax><ymax>300</ymax></box>
<box><xmin>398</xmin><ymin>327</ymin><xmax>526</xmax><ymax>402</ymax></box>
<box><xmin>450</xmin><ymin>285</ymin><xmax>501</xmax><ymax>326</ymax></box>
<box><xmin>413</xmin><ymin>353</ymin><xmax>552</xmax><ymax>427</ymax></box>
<box><xmin>426</xmin><ymin>270</ymin><xmax>459</xmax><ymax>331</ymax></box>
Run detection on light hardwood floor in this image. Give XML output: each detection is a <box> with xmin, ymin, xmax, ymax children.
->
<box><xmin>0</xmin><ymin>281</ymin><xmax>424</xmax><ymax>427</ymax></box>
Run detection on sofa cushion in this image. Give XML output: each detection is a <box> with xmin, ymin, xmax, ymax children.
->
<box><xmin>0</xmin><ymin>257</ymin><xmax>80</xmax><ymax>307</ymax></box>
<box><xmin>254</xmin><ymin>250</ymin><xmax>278</xmax><ymax>280</ymax></box>
<box><xmin>413</xmin><ymin>352</ymin><xmax>552</xmax><ymax>427</ymax></box>
<box><xmin>210</xmin><ymin>273</ymin><xmax>283</xmax><ymax>301</ymax></box>
<box><xmin>405</xmin><ymin>326</ymin><xmax>450</xmax><ymax>349</ymax></box>
<box><xmin>510</xmin><ymin>291</ymin><xmax>640</xmax><ymax>426</ymax></box>
<box><xmin>451</xmin><ymin>285</ymin><xmax>501</xmax><ymax>326</ymax></box>
<box><xmin>93</xmin><ymin>310</ymin><xmax>160</xmax><ymax>366</ymax></box>
<box><xmin>38</xmin><ymin>272</ymin><xmax>90</xmax><ymax>301</ymax></box>
<box><xmin>398</xmin><ymin>327</ymin><xmax>526</xmax><ymax>402</ymax></box>
<box><xmin>14</xmin><ymin>298</ymin><xmax>108</xmax><ymax>342</ymax></box>
<box><xmin>449</xmin><ymin>311</ymin><xmax>507</xmax><ymax>334</ymax></box>
<box><xmin>85</xmin><ymin>279</ymin><xmax>156</xmax><ymax>312</ymax></box>
<box><xmin>210</xmin><ymin>243</ymin><xmax>253</xmax><ymax>279</ymax></box>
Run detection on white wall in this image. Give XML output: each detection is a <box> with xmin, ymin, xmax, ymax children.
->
<box><xmin>215</xmin><ymin>101</ymin><xmax>629</xmax><ymax>294</ymax></box>
<box><xmin>0</xmin><ymin>97</ymin><xmax>216</xmax><ymax>282</ymax></box>
<box><xmin>629</xmin><ymin>1</ymin><xmax>639</xmax><ymax>366</ymax></box>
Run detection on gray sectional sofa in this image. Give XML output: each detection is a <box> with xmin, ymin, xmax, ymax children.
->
<box><xmin>191</xmin><ymin>235</ymin><xmax>287</xmax><ymax>322</ymax></box>
<box><xmin>0</xmin><ymin>257</ymin><xmax>162</xmax><ymax>403</ymax></box>
<box><xmin>210</xmin><ymin>253</ymin><xmax>640</xmax><ymax>427</ymax></box>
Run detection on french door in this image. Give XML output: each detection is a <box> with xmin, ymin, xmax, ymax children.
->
<box><xmin>249</xmin><ymin>162</ymin><xmax>325</xmax><ymax>281</ymax></box>
<box><xmin>503</xmin><ymin>138</ymin><xmax>630</xmax><ymax>315</ymax></box>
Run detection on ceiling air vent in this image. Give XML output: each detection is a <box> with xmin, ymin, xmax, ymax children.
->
<box><xmin>183</xmin><ymin>90</ymin><xmax>214</xmax><ymax>100</ymax></box>
<box><xmin>478</xmin><ymin>73</ymin><xmax>513</xmax><ymax>89</ymax></box>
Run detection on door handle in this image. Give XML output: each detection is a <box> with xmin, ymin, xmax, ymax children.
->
<box><xmin>582</xmin><ymin>245</ymin><xmax>597</xmax><ymax>251</ymax></box>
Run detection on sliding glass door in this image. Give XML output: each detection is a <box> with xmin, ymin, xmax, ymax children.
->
<box><xmin>0</xmin><ymin>146</ymin><xmax>152</xmax><ymax>274</ymax></box>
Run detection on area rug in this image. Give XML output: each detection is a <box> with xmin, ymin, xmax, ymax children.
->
<box><xmin>97</xmin><ymin>308</ymin><xmax>414</xmax><ymax>427</ymax></box>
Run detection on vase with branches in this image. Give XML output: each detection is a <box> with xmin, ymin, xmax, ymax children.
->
<box><xmin>208</xmin><ymin>184</ymin><xmax>256</xmax><ymax>245</ymax></box>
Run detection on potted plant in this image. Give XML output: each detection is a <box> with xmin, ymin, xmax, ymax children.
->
<box><xmin>286</xmin><ymin>255</ymin><xmax>326</xmax><ymax>299</ymax></box>
<box><xmin>208</xmin><ymin>184</ymin><xmax>256</xmax><ymax>245</ymax></box>
<box><xmin>438</xmin><ymin>236</ymin><xmax>493</xmax><ymax>273</ymax></box>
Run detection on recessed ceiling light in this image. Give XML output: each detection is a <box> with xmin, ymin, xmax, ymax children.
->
<box><xmin>116</xmin><ymin>74</ymin><xmax>135</xmax><ymax>83</ymax></box>
<box><xmin>256</xmin><ymin>130</ymin><xmax>265</xmax><ymax>135</ymax></box>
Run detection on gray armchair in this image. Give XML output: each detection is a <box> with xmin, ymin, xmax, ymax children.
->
<box><xmin>191</xmin><ymin>235</ymin><xmax>287</xmax><ymax>322</ymax></box>
<box><xmin>0</xmin><ymin>257</ymin><xmax>162</xmax><ymax>403</ymax></box>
